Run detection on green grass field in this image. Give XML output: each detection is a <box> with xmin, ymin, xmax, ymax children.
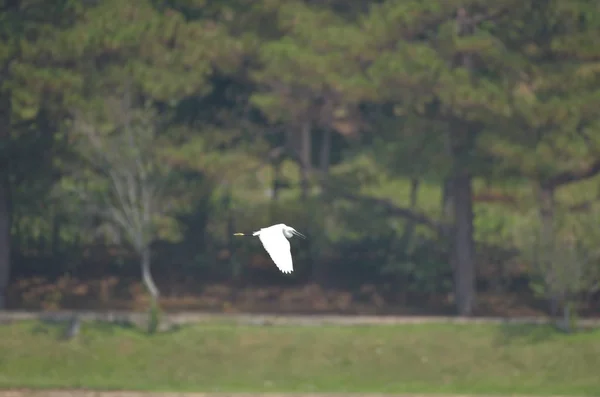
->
<box><xmin>0</xmin><ymin>320</ymin><xmax>598</xmax><ymax>396</ymax></box>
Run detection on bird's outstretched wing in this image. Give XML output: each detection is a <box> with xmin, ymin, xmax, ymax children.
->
<box><xmin>258</xmin><ymin>228</ymin><xmax>293</xmax><ymax>273</ymax></box>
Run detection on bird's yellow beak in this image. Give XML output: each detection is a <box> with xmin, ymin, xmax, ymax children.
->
<box><xmin>233</xmin><ymin>233</ymin><xmax>245</xmax><ymax>236</ymax></box>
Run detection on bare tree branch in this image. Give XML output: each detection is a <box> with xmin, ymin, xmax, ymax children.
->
<box><xmin>66</xmin><ymin>91</ymin><xmax>173</xmax><ymax>304</ymax></box>
<box><xmin>74</xmin><ymin>115</ymin><xmax>141</xmax><ymax>236</ymax></box>
<box><xmin>325</xmin><ymin>188</ymin><xmax>445</xmax><ymax>234</ymax></box>
<box><xmin>542</xmin><ymin>159</ymin><xmax>600</xmax><ymax>189</ymax></box>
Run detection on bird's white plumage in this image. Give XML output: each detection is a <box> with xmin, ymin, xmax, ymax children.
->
<box><xmin>234</xmin><ymin>223</ymin><xmax>304</xmax><ymax>274</ymax></box>
<box><xmin>257</xmin><ymin>226</ymin><xmax>294</xmax><ymax>273</ymax></box>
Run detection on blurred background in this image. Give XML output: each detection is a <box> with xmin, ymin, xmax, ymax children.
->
<box><xmin>1</xmin><ymin>0</ymin><xmax>600</xmax><ymax>324</ymax></box>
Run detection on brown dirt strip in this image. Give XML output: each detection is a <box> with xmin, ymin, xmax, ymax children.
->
<box><xmin>0</xmin><ymin>310</ymin><xmax>599</xmax><ymax>327</ymax></box>
<box><xmin>0</xmin><ymin>391</ymin><xmax>580</xmax><ymax>397</ymax></box>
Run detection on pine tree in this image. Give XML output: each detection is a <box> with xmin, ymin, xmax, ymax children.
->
<box><xmin>484</xmin><ymin>0</ymin><xmax>600</xmax><ymax>319</ymax></box>
<box><xmin>0</xmin><ymin>0</ymin><xmax>83</xmax><ymax>308</ymax></box>
<box><xmin>351</xmin><ymin>0</ymin><xmax>528</xmax><ymax>314</ymax></box>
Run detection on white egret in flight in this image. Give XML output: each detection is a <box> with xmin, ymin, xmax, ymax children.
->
<box><xmin>234</xmin><ymin>223</ymin><xmax>306</xmax><ymax>274</ymax></box>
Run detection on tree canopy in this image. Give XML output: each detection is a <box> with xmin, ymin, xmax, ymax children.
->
<box><xmin>2</xmin><ymin>0</ymin><xmax>600</xmax><ymax>323</ymax></box>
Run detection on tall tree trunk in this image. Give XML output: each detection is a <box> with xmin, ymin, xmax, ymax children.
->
<box><xmin>272</xmin><ymin>160</ymin><xmax>282</xmax><ymax>202</ymax></box>
<box><xmin>441</xmin><ymin>131</ymin><xmax>455</xmax><ymax>241</ymax></box>
<box><xmin>448</xmin><ymin>6</ymin><xmax>478</xmax><ymax>316</ymax></box>
<box><xmin>0</xmin><ymin>172</ymin><xmax>10</xmax><ymax>309</ymax></box>
<box><xmin>538</xmin><ymin>185</ymin><xmax>559</xmax><ymax>316</ymax></box>
<box><xmin>299</xmin><ymin>122</ymin><xmax>312</xmax><ymax>199</ymax></box>
<box><xmin>308</xmin><ymin>129</ymin><xmax>332</xmax><ymax>285</ymax></box>
<box><xmin>452</xmin><ymin>170</ymin><xmax>476</xmax><ymax>316</ymax></box>
<box><xmin>51</xmin><ymin>210</ymin><xmax>61</xmax><ymax>258</ymax></box>
<box><xmin>0</xmin><ymin>92</ymin><xmax>11</xmax><ymax>309</ymax></box>
<box><xmin>141</xmin><ymin>246</ymin><xmax>159</xmax><ymax>304</ymax></box>
<box><xmin>400</xmin><ymin>178</ymin><xmax>420</xmax><ymax>247</ymax></box>
<box><xmin>269</xmin><ymin>160</ymin><xmax>282</xmax><ymax>226</ymax></box>
<box><xmin>448</xmin><ymin>125</ymin><xmax>478</xmax><ymax>316</ymax></box>
<box><xmin>319</xmin><ymin>128</ymin><xmax>331</xmax><ymax>179</ymax></box>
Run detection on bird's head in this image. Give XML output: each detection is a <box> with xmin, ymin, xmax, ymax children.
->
<box><xmin>282</xmin><ymin>224</ymin><xmax>306</xmax><ymax>239</ymax></box>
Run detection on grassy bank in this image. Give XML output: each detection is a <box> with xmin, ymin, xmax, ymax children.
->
<box><xmin>0</xmin><ymin>320</ymin><xmax>598</xmax><ymax>396</ymax></box>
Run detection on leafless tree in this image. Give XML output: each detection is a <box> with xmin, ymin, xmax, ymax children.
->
<box><xmin>63</xmin><ymin>91</ymin><xmax>174</xmax><ymax>310</ymax></box>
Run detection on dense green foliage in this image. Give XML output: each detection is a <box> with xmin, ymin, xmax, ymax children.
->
<box><xmin>0</xmin><ymin>320</ymin><xmax>599</xmax><ymax>395</ymax></box>
<box><xmin>2</xmin><ymin>0</ymin><xmax>600</xmax><ymax>320</ymax></box>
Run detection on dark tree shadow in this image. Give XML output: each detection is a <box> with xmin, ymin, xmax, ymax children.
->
<box><xmin>494</xmin><ymin>320</ymin><xmax>600</xmax><ymax>346</ymax></box>
<box><xmin>28</xmin><ymin>317</ymin><xmax>138</xmax><ymax>341</ymax></box>
<box><xmin>83</xmin><ymin>319</ymin><xmax>138</xmax><ymax>334</ymax></box>
<box><xmin>493</xmin><ymin>323</ymin><xmax>561</xmax><ymax>346</ymax></box>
